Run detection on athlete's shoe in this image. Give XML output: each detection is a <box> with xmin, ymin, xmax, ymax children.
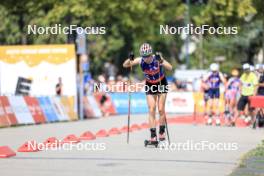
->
<box><xmin>206</xmin><ymin>118</ymin><xmax>213</xmax><ymax>125</ymax></box>
<box><xmin>159</xmin><ymin>133</ymin><xmax>166</xmax><ymax>141</ymax></box>
<box><xmin>150</xmin><ymin>136</ymin><xmax>157</xmax><ymax>142</ymax></box>
<box><xmin>243</xmin><ymin>116</ymin><xmax>252</xmax><ymax>126</ymax></box>
<box><xmin>215</xmin><ymin>118</ymin><xmax>221</xmax><ymax>126</ymax></box>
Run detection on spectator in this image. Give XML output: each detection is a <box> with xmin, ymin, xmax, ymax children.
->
<box><xmin>104</xmin><ymin>60</ymin><xmax>117</xmax><ymax>79</ymax></box>
<box><xmin>172</xmin><ymin>77</ymin><xmax>187</xmax><ymax>91</ymax></box>
<box><xmin>55</xmin><ymin>77</ymin><xmax>63</xmax><ymax>96</ymax></box>
<box><xmin>257</xmin><ymin>65</ymin><xmax>264</xmax><ymax>96</ymax></box>
<box><xmin>107</xmin><ymin>76</ymin><xmax>116</xmax><ymax>92</ymax></box>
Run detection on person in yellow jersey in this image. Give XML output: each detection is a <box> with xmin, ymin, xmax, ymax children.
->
<box><xmin>234</xmin><ymin>63</ymin><xmax>258</xmax><ymax>126</ymax></box>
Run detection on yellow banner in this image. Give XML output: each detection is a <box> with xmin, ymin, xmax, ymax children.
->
<box><xmin>60</xmin><ymin>96</ymin><xmax>78</xmax><ymax>121</ymax></box>
<box><xmin>0</xmin><ymin>44</ymin><xmax>75</xmax><ymax>67</ymax></box>
<box><xmin>193</xmin><ymin>92</ymin><xmax>225</xmax><ymax>113</ymax></box>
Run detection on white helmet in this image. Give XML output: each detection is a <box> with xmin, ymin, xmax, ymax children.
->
<box><xmin>250</xmin><ymin>65</ymin><xmax>255</xmax><ymax>72</ymax></box>
<box><xmin>139</xmin><ymin>43</ymin><xmax>152</xmax><ymax>57</ymax></box>
<box><xmin>242</xmin><ymin>63</ymin><xmax>250</xmax><ymax>70</ymax></box>
<box><xmin>210</xmin><ymin>63</ymin><xmax>219</xmax><ymax>71</ymax></box>
<box><xmin>255</xmin><ymin>64</ymin><xmax>261</xmax><ymax>70</ymax></box>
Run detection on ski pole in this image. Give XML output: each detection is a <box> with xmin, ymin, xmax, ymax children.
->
<box><xmin>127</xmin><ymin>52</ymin><xmax>134</xmax><ymax>144</ymax></box>
<box><xmin>157</xmin><ymin>52</ymin><xmax>171</xmax><ymax>145</ymax></box>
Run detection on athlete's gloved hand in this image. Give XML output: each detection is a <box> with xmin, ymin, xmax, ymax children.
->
<box><xmin>129</xmin><ymin>52</ymin><xmax>134</xmax><ymax>61</ymax></box>
<box><xmin>155</xmin><ymin>52</ymin><xmax>163</xmax><ymax>63</ymax></box>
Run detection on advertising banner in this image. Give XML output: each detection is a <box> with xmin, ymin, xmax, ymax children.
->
<box><xmin>165</xmin><ymin>92</ymin><xmax>194</xmax><ymax>113</ymax></box>
<box><xmin>0</xmin><ymin>97</ymin><xmax>10</xmax><ymax>127</ymax></box>
<box><xmin>50</xmin><ymin>97</ymin><xmax>69</xmax><ymax>121</ymax></box>
<box><xmin>0</xmin><ymin>44</ymin><xmax>77</xmax><ymax>96</ymax></box>
<box><xmin>8</xmin><ymin>96</ymin><xmax>34</xmax><ymax>124</ymax></box>
<box><xmin>83</xmin><ymin>95</ymin><xmax>102</xmax><ymax>118</ymax></box>
<box><xmin>109</xmin><ymin>92</ymin><xmax>148</xmax><ymax>114</ymax></box>
<box><xmin>37</xmin><ymin>97</ymin><xmax>59</xmax><ymax>122</ymax></box>
<box><xmin>193</xmin><ymin>92</ymin><xmax>225</xmax><ymax>113</ymax></box>
<box><xmin>60</xmin><ymin>96</ymin><xmax>78</xmax><ymax>120</ymax></box>
<box><xmin>94</xmin><ymin>93</ymin><xmax>116</xmax><ymax>115</ymax></box>
<box><xmin>23</xmin><ymin>96</ymin><xmax>46</xmax><ymax>123</ymax></box>
<box><xmin>0</xmin><ymin>96</ymin><xmax>17</xmax><ymax>125</ymax></box>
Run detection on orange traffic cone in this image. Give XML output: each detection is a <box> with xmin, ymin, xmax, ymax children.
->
<box><xmin>79</xmin><ymin>131</ymin><xmax>96</xmax><ymax>140</ymax></box>
<box><xmin>0</xmin><ymin>146</ymin><xmax>16</xmax><ymax>158</ymax></box>
<box><xmin>43</xmin><ymin>137</ymin><xmax>61</xmax><ymax>148</ymax></box>
<box><xmin>61</xmin><ymin>134</ymin><xmax>80</xmax><ymax>144</ymax></box>
<box><xmin>108</xmin><ymin>127</ymin><xmax>121</xmax><ymax>135</ymax></box>
<box><xmin>120</xmin><ymin>126</ymin><xmax>133</xmax><ymax>133</ymax></box>
<box><xmin>140</xmin><ymin>122</ymin><xmax>149</xmax><ymax>129</ymax></box>
<box><xmin>18</xmin><ymin>141</ymin><xmax>40</xmax><ymax>152</ymax></box>
<box><xmin>131</xmin><ymin>124</ymin><xmax>141</xmax><ymax>131</ymax></box>
<box><xmin>95</xmin><ymin>129</ymin><xmax>109</xmax><ymax>137</ymax></box>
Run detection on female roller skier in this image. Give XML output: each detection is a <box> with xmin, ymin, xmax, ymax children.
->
<box><xmin>123</xmin><ymin>43</ymin><xmax>172</xmax><ymax>144</ymax></box>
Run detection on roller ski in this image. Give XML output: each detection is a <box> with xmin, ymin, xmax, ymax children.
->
<box><xmin>144</xmin><ymin>134</ymin><xmax>166</xmax><ymax>148</ymax></box>
<box><xmin>144</xmin><ymin>127</ymin><xmax>166</xmax><ymax>148</ymax></box>
<box><xmin>206</xmin><ymin>115</ymin><xmax>213</xmax><ymax>126</ymax></box>
<box><xmin>215</xmin><ymin>115</ymin><xmax>221</xmax><ymax>126</ymax></box>
<box><xmin>144</xmin><ymin>138</ymin><xmax>159</xmax><ymax>148</ymax></box>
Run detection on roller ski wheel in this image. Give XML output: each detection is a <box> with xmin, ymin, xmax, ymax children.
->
<box><xmin>144</xmin><ymin>140</ymin><xmax>159</xmax><ymax>148</ymax></box>
<box><xmin>206</xmin><ymin>118</ymin><xmax>213</xmax><ymax>126</ymax></box>
<box><xmin>215</xmin><ymin>118</ymin><xmax>221</xmax><ymax>126</ymax></box>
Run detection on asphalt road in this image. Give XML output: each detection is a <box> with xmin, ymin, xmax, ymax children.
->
<box><xmin>0</xmin><ymin>114</ymin><xmax>263</xmax><ymax>176</ymax></box>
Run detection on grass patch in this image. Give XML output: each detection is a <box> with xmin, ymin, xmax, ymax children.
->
<box><xmin>230</xmin><ymin>140</ymin><xmax>264</xmax><ymax>176</ymax></box>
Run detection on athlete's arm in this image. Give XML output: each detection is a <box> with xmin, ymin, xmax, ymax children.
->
<box><xmin>203</xmin><ymin>72</ymin><xmax>210</xmax><ymax>82</ymax></box>
<box><xmin>253</xmin><ymin>75</ymin><xmax>259</xmax><ymax>95</ymax></box>
<box><xmin>201</xmin><ymin>80</ymin><xmax>209</xmax><ymax>90</ymax></box>
<box><xmin>257</xmin><ymin>76</ymin><xmax>264</xmax><ymax>87</ymax></box>
<box><xmin>161</xmin><ymin>58</ymin><xmax>173</xmax><ymax>71</ymax></box>
<box><xmin>219</xmin><ymin>72</ymin><xmax>227</xmax><ymax>86</ymax></box>
<box><xmin>225</xmin><ymin>79</ymin><xmax>231</xmax><ymax>90</ymax></box>
<box><xmin>123</xmin><ymin>57</ymin><xmax>141</xmax><ymax>68</ymax></box>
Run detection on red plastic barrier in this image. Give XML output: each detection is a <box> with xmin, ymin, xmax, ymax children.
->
<box><xmin>140</xmin><ymin>122</ymin><xmax>149</xmax><ymax>129</ymax></box>
<box><xmin>0</xmin><ymin>100</ymin><xmax>9</xmax><ymax>127</ymax></box>
<box><xmin>96</xmin><ymin>129</ymin><xmax>109</xmax><ymax>137</ymax></box>
<box><xmin>249</xmin><ymin>96</ymin><xmax>264</xmax><ymax>108</ymax></box>
<box><xmin>18</xmin><ymin>141</ymin><xmax>40</xmax><ymax>152</ymax></box>
<box><xmin>62</xmin><ymin>134</ymin><xmax>80</xmax><ymax>144</ymax></box>
<box><xmin>43</xmin><ymin>137</ymin><xmax>61</xmax><ymax>148</ymax></box>
<box><xmin>0</xmin><ymin>146</ymin><xmax>16</xmax><ymax>158</ymax></box>
<box><xmin>131</xmin><ymin>124</ymin><xmax>141</xmax><ymax>131</ymax></box>
<box><xmin>79</xmin><ymin>131</ymin><xmax>96</xmax><ymax>140</ymax></box>
<box><xmin>120</xmin><ymin>126</ymin><xmax>133</xmax><ymax>133</ymax></box>
<box><xmin>108</xmin><ymin>127</ymin><xmax>121</xmax><ymax>135</ymax></box>
<box><xmin>24</xmin><ymin>96</ymin><xmax>46</xmax><ymax>124</ymax></box>
<box><xmin>0</xmin><ymin>96</ymin><xmax>18</xmax><ymax>126</ymax></box>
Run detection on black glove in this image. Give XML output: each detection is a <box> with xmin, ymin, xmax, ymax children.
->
<box><xmin>129</xmin><ymin>52</ymin><xmax>134</xmax><ymax>61</ymax></box>
<box><xmin>155</xmin><ymin>52</ymin><xmax>163</xmax><ymax>63</ymax></box>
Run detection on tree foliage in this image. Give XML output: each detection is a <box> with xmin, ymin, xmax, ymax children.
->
<box><xmin>0</xmin><ymin>0</ymin><xmax>263</xmax><ymax>75</ymax></box>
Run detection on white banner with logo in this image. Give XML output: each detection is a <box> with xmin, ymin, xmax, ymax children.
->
<box><xmin>165</xmin><ymin>92</ymin><xmax>194</xmax><ymax>113</ymax></box>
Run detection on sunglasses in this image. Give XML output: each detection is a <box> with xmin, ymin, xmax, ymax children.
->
<box><xmin>142</xmin><ymin>55</ymin><xmax>151</xmax><ymax>59</ymax></box>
